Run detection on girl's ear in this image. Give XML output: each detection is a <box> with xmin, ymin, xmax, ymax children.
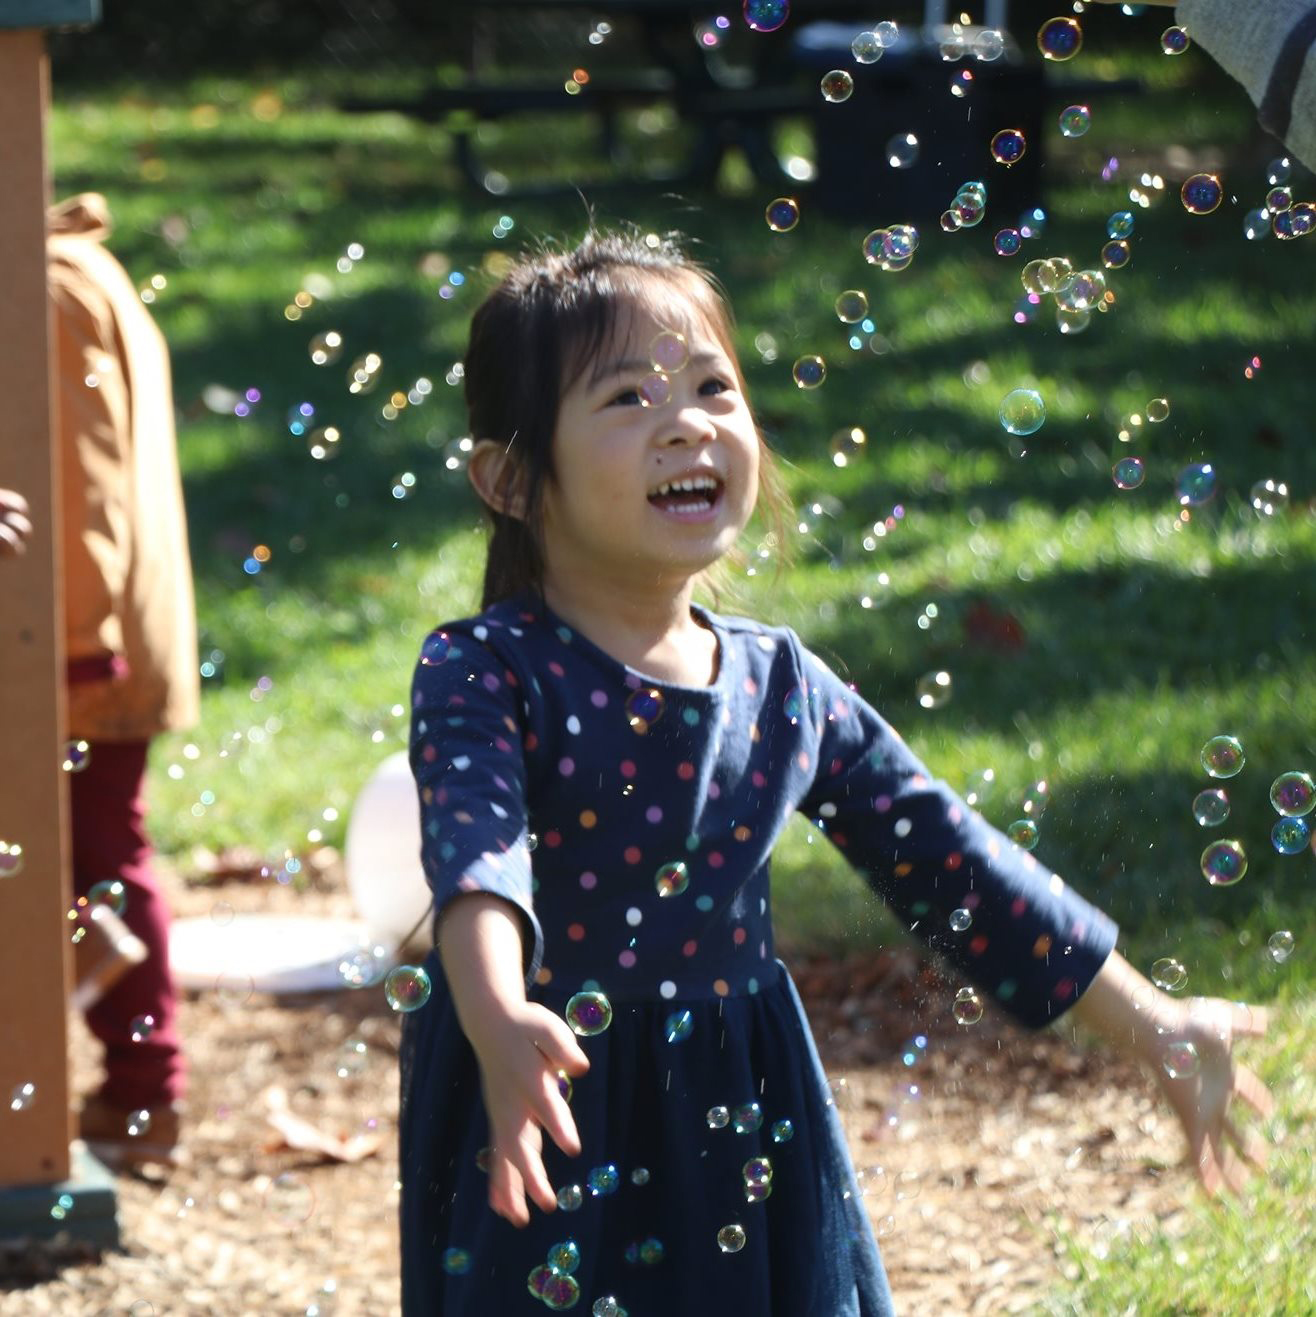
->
<box><xmin>468</xmin><ymin>439</ymin><xmax>529</xmax><ymax>520</ymax></box>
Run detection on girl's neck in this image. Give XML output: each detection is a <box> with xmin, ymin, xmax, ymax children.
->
<box><xmin>540</xmin><ymin>572</ymin><xmax>719</xmax><ymax>687</ymax></box>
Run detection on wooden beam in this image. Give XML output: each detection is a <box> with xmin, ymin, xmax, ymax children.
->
<box><xmin>0</xmin><ymin>26</ymin><xmax>73</xmax><ymax>1189</ymax></box>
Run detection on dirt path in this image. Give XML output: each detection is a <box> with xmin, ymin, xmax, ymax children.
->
<box><xmin>0</xmin><ymin>863</ymin><xmax>1192</xmax><ymax>1316</ymax></box>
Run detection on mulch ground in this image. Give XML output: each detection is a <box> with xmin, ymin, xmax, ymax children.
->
<box><xmin>0</xmin><ymin>857</ymin><xmax>1194</xmax><ymax>1316</ymax></box>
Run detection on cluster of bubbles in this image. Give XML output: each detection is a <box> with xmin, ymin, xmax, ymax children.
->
<box><xmin>630</xmin><ymin>327</ymin><xmax>694</xmax><ymax>412</ymax></box>
<box><xmin>1005</xmin><ymin>780</ymin><xmax>1049</xmax><ymax>852</ymax></box>
<box><xmin>861</xmin><ymin>223</ymin><xmax>920</xmax><ymax>271</ymax></box>
<box><xmin>527</xmin><ymin>1239</ymin><xmax>584</xmax><ymax>1309</ymax></box>
<box><xmin>850</xmin><ymin>19</ymin><xmax>899</xmax><ymax>63</ymax></box>
<box><xmin>940</xmin><ymin>178</ymin><xmax>987</xmax><ymax>233</ymax></box>
<box><xmin>1242</xmin><ymin>156</ymin><xmax>1316</xmax><ymax>241</ymax></box>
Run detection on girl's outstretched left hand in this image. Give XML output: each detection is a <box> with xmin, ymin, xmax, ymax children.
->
<box><xmin>1148</xmin><ymin>996</ymin><xmax>1274</xmax><ymax>1197</ymax></box>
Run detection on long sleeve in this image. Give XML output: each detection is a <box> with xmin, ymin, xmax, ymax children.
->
<box><xmin>793</xmin><ymin>640</ymin><xmax>1118</xmax><ymax>1029</ymax></box>
<box><xmin>1178</xmin><ymin>0</ymin><xmax>1316</xmax><ymax>169</ymax></box>
<box><xmin>409</xmin><ymin>625</ymin><xmax>545</xmax><ymax>986</ymax></box>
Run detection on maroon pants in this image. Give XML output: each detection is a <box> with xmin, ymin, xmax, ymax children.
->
<box><xmin>70</xmin><ymin>739</ymin><xmax>185</xmax><ymax>1107</ymax></box>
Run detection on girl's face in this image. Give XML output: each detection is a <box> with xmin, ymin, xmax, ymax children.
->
<box><xmin>540</xmin><ymin>283</ymin><xmax>761</xmax><ymax>593</ymax></box>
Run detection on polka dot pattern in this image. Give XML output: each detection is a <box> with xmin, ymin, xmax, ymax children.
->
<box><xmin>409</xmin><ymin>595</ymin><xmax>1118</xmax><ymax>1022</ymax></box>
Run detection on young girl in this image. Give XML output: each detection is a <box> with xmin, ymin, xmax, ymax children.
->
<box><xmin>400</xmin><ymin>229</ymin><xmax>1273</xmax><ymax>1315</ymax></box>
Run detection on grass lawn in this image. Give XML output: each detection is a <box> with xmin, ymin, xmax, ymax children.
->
<box><xmin>49</xmin><ymin>18</ymin><xmax>1315</xmax><ymax>1311</ymax></box>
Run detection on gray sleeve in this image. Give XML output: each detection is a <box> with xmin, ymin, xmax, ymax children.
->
<box><xmin>1178</xmin><ymin>0</ymin><xmax>1316</xmax><ymax>169</ymax></box>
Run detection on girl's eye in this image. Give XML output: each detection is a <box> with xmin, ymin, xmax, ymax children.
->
<box><xmin>700</xmin><ymin>376</ymin><xmax>731</xmax><ymax>395</ymax></box>
<box><xmin>610</xmin><ymin>388</ymin><xmax>642</xmax><ymax>406</ymax></box>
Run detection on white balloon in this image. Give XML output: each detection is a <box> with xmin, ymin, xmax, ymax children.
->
<box><xmin>345</xmin><ymin>751</ymin><xmax>432</xmax><ymax>952</ymax></box>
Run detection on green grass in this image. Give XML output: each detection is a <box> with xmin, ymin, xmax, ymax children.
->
<box><xmin>49</xmin><ymin>34</ymin><xmax>1315</xmax><ymax>1311</ymax></box>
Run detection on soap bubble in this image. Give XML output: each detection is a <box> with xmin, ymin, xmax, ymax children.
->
<box><xmin>1267</xmin><ymin>931</ymin><xmax>1295</xmax><ymax>963</ymax></box>
<box><xmin>1180</xmin><ymin>173</ymin><xmax>1223</xmax><ymax>215</ymax></box>
<box><xmin>1058</xmin><ymin>104</ymin><xmax>1090</xmax><ymax>138</ymax></box>
<box><xmin>993</xmin><ymin>228</ymin><xmax>1022</xmax><ymax>256</ymax></box>
<box><xmin>1272</xmin><ymin>816</ymin><xmax>1311</xmax><ymax>855</ymax></box>
<box><xmin>637</xmin><ymin>372</ymin><xmax>670</xmax><ymax>407</ymax></box>
<box><xmin>1192</xmin><ymin>788</ymin><xmax>1230</xmax><ymax>826</ymax></box>
<box><xmin>792</xmin><ymin>355</ymin><xmax>826</xmax><ymax>389</ymax></box>
<box><xmin>540</xmin><ymin>1273</ymin><xmax>581</xmax><ymax>1309</ymax></box>
<box><xmin>655</xmin><ymin>860</ymin><xmax>690</xmax><ymax>897</ymax></box>
<box><xmin>998</xmin><ymin>388</ymin><xmax>1046</xmax><ymax>436</ymax></box>
<box><xmin>974</xmin><ymin>28</ymin><xmax>1005</xmax><ymax>61</ymax></box>
<box><xmin>593</xmin><ymin>1300</ymin><xmax>623</xmax><ymax>1317</ymax></box>
<box><xmin>88</xmin><ymin>880</ymin><xmax>127</xmax><ymax>916</ymax></box>
<box><xmin>625</xmin><ymin>687</ymin><xmax>665</xmax><ymax>733</ymax></box>
<box><xmin>952</xmin><ymin>987</ymin><xmax>983</xmax><ymax>1025</ymax></box>
<box><xmin>1162</xmin><ymin>1039</ymin><xmax>1200</xmax><ymax>1079</ymax></box>
<box><xmin>1112</xmin><ymin>456</ymin><xmax>1145</xmax><ymax>490</ymax></box>
<box><xmin>0</xmin><ymin>840</ymin><xmax>24</xmax><ymax>879</ymax></box>
<box><xmin>886</xmin><ymin>133</ymin><xmax>920</xmax><ymax>169</ymax></box>
<box><xmin>717</xmin><ymin>1224</ymin><xmax>747</xmax><ymax>1253</ymax></box>
<box><xmin>990</xmin><ymin>128</ymin><xmax>1027</xmax><ymax>166</ymax></box>
<box><xmin>266</xmin><ymin>1172</ymin><xmax>315</xmax><ymax>1224</ymax></box>
<box><xmin>130</xmin><ymin>1014</ymin><xmax>156</xmax><ymax>1044</ymax></box>
<box><xmin>950</xmin><ymin>69</ymin><xmax>975</xmax><ymax>98</ymax></box>
<box><xmin>10</xmin><ymin>1082</ymin><xmax>36</xmax><ymax>1112</ymax></box>
<box><xmin>820</xmin><ymin>70</ymin><xmax>854</xmax><ymax>102</ymax></box>
<box><xmin>1037</xmin><ymin>16</ymin><xmax>1083</xmax><ymax>61</ymax></box>
<box><xmin>743</xmin><ymin>0</ymin><xmax>789</xmax><ymax>33</ymax></box>
<box><xmin>1021</xmin><ymin>259</ymin><xmax>1048</xmax><ymax>295</ymax></box>
<box><xmin>548</xmin><ymin>1240</ymin><xmax>581</xmax><ymax>1276</ymax></box>
<box><xmin>851</xmin><ymin>30</ymin><xmax>883</xmax><ymax>63</ymax></box>
<box><xmin>732</xmin><ymin>1101</ymin><xmax>763</xmax><ymax>1134</ymax></box>
<box><xmin>916</xmin><ymin>670</ymin><xmax>952</xmax><ymax>709</ymax></box>
<box><xmin>743</xmin><ymin>1155</ymin><xmax>773</xmax><ymax>1187</ymax></box>
<box><xmin>649</xmin><ymin>330</ymin><xmax>689</xmax><ymax>374</ymax></box>
<box><xmin>834</xmin><ymin>289</ymin><xmax>868</xmax><ymax>323</ymax></box>
<box><xmin>1200</xmin><ymin>839</ymin><xmax>1247</xmax><ymax>886</ymax></box>
<box><xmin>307</xmin><ymin>426</ymin><xmax>342</xmax><ymax>461</ymax></box>
<box><xmin>949</xmin><ymin>908</ymin><xmax>972</xmax><ymax>933</ymax></box>
<box><xmin>1150</xmin><ymin>958</ymin><xmax>1188</xmax><ymax>991</ymax></box>
<box><xmin>556</xmin><ymin>1184</ymin><xmax>584</xmax><ymax>1211</ymax></box>
<box><xmin>1146</xmin><ymin>397</ymin><xmax>1170</xmax><ymax>422</ymax></box>
<box><xmin>1007</xmin><ymin>818</ymin><xmax>1039</xmax><ymax>850</ymax></box>
<box><xmin>771</xmin><ymin>1118</ymin><xmax>795</xmax><ymax>1143</ymax></box>
<box><xmin>874</xmin><ymin>19</ymin><xmax>899</xmax><ymax>46</ymax></box>
<box><xmin>126</xmin><ymin>1109</ymin><xmax>152</xmax><ymax>1138</ymax></box>
<box><xmin>707</xmin><ymin>1105</ymin><xmax>730</xmax><ymax>1129</ymax></box>
<box><xmin>1244</xmin><ymin>208</ymin><xmax>1272</xmax><ymax>240</ymax></box>
<box><xmin>1268</xmin><ymin>157</ymin><xmax>1293</xmax><ymax>186</ymax></box>
<box><xmin>1250</xmin><ymin>479</ymin><xmax>1289</xmax><ymax>516</ymax></box>
<box><xmin>442</xmin><ymin>1248</ymin><xmax>473</xmax><ymax>1275</ymax></box>
<box><xmin>1101</xmin><ymin>240</ymin><xmax>1131</xmax><ymax>269</ymax></box>
<box><xmin>665</xmin><ymin>1009</ymin><xmax>694</xmax><ymax>1043</ymax></box>
<box><xmin>1201</xmin><ymin>735</ymin><xmax>1244</xmax><ymax>779</ymax></box>
<box><xmin>1266</xmin><ymin>186</ymin><xmax>1292</xmax><ymax>213</ymax></box>
<box><xmin>565</xmin><ymin>990</ymin><xmax>613</xmax><ymax>1036</ymax></box>
<box><xmin>1160</xmin><ymin>25</ymin><xmax>1190</xmax><ymax>54</ymax></box>
<box><xmin>61</xmin><ymin>740</ymin><xmax>92</xmax><ymax>773</ymax></box>
<box><xmin>1108</xmin><ymin>213</ymin><xmax>1136</xmax><ymax>242</ymax></box>
<box><xmin>308</xmin><ymin>331</ymin><xmax>343</xmax><ymax>366</ymax></box>
<box><xmin>829</xmin><ymin>426</ymin><xmax>867</xmax><ymax>467</ymax></box>
<box><xmin>384</xmin><ymin>964</ymin><xmax>432</xmax><ymax>1012</ymax></box>
<box><xmin>765</xmin><ymin>197</ymin><xmax>800</xmax><ymax>232</ymax></box>
<box><xmin>1270</xmin><ymin>771</ymin><xmax>1315</xmax><ymax>817</ymax></box>
<box><xmin>1056</xmin><ymin>308</ymin><xmax>1091</xmax><ymax>337</ymax></box>
<box><xmin>1175</xmin><ymin>462</ymin><xmax>1217</xmax><ymax>507</ymax></box>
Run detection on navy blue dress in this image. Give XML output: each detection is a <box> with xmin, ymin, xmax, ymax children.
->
<box><xmin>399</xmin><ymin>593</ymin><xmax>1118</xmax><ymax>1315</ymax></box>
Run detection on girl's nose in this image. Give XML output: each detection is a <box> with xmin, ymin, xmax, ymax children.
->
<box><xmin>663</xmin><ymin>406</ymin><xmax>717</xmax><ymax>445</ymax></box>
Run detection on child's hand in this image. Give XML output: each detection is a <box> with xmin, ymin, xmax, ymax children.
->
<box><xmin>469</xmin><ymin>1000</ymin><xmax>591</xmax><ymax>1227</ymax></box>
<box><xmin>1150</xmin><ymin>995</ymin><xmax>1274</xmax><ymax>1197</ymax></box>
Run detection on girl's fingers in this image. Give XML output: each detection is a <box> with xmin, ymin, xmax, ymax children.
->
<box><xmin>1223</xmin><ymin>1114</ymin><xmax>1269</xmax><ymax>1172</ymax></box>
<box><xmin>1234</xmin><ymin>1003</ymin><xmax>1269</xmax><ymax>1037</ymax></box>
<box><xmin>489</xmin><ymin>1150</ymin><xmax>530</xmax><ymax>1227</ymax></box>
<box><xmin>1232</xmin><ymin>1062</ymin><xmax>1275</xmax><ymax>1119</ymax></box>
<box><xmin>535</xmin><ymin>1071</ymin><xmax>583</xmax><ymax>1160</ymax></box>
<box><xmin>511</xmin><ymin>1126</ymin><xmax>559</xmax><ymax>1215</ymax></box>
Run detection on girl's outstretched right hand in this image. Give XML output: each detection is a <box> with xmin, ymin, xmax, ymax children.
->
<box><xmin>469</xmin><ymin>1001</ymin><xmax>591</xmax><ymax>1227</ymax></box>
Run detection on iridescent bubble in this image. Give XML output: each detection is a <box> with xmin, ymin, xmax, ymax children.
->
<box><xmin>1175</xmin><ymin>462</ymin><xmax>1217</xmax><ymax>507</ymax></box>
<box><xmin>286</xmin><ymin>401</ymin><xmax>316</xmax><ymax>434</ymax></box>
<box><xmin>419</xmin><ymin>630</ymin><xmax>451</xmax><ymax>665</ymax></box>
<box><xmin>771</xmin><ymin>1118</ymin><xmax>794</xmax><ymax>1143</ymax></box>
<box><xmin>731</xmin><ymin>1102</ymin><xmax>763</xmax><ymax>1134</ymax></box>
<box><xmin>1201</xmin><ymin>735</ymin><xmax>1244</xmax><ymax>779</ymax></box>
<box><xmin>346</xmin><ymin>354</ymin><xmax>381</xmax><ymax>396</ymax></box>
<box><xmin>126</xmin><ymin>1109</ymin><xmax>152</xmax><ymax>1138</ymax></box>
<box><xmin>1056</xmin><ymin>268</ymin><xmax>1106</xmax><ymax>311</ymax></box>
<box><xmin>874</xmin><ymin>19</ymin><xmax>899</xmax><ymax>46</ymax></box>
<box><xmin>1037</xmin><ymin>16</ymin><xmax>1083</xmax><ymax>60</ymax></box>
<box><xmin>1007</xmin><ymin>818</ymin><xmax>1039</xmax><ymax>850</ymax></box>
<box><xmin>1150</xmin><ymin>957</ymin><xmax>1188</xmax><ymax>991</ymax></box>
<box><xmin>940</xmin><ymin>208</ymin><xmax>964</xmax><ymax>231</ymax></box>
<box><xmin>1250</xmin><ymin>479</ymin><xmax>1289</xmax><ymax>517</ymax></box>
<box><xmin>998</xmin><ymin>388</ymin><xmax>1046</xmax><ymax>436</ymax></box>
<box><xmin>442</xmin><ymin>1248</ymin><xmax>473</xmax><ymax>1276</ymax></box>
<box><xmin>1021</xmin><ymin>259</ymin><xmax>1048</xmax><ymax>295</ymax></box>
<box><xmin>949</xmin><ymin>908</ymin><xmax>972</xmax><ymax>933</ymax></box>
<box><xmin>861</xmin><ymin>228</ymin><xmax>889</xmax><ymax>264</ymax></box>
<box><xmin>527</xmin><ymin>1265</ymin><xmax>554</xmax><ymax>1299</ymax></box>
<box><xmin>638</xmin><ymin>1238</ymin><xmax>664</xmax><ymax>1265</ymax></box>
<box><xmin>557</xmin><ymin>1070</ymin><xmax>574</xmax><ymax>1103</ymax></box>
<box><xmin>1201</xmin><ymin>839</ymin><xmax>1247</xmax><ymax>886</ymax></box>
<box><xmin>1268</xmin><ymin>156</ymin><xmax>1293</xmax><ymax>186</ymax></box>
<box><xmin>916</xmin><ymin>670</ymin><xmax>952</xmax><ymax>709</ymax></box>
<box><xmin>1056</xmin><ymin>308</ymin><xmax>1091</xmax><ymax>336</ymax></box>
<box><xmin>1112</xmin><ymin>456</ymin><xmax>1145</xmax><ymax>491</ymax></box>
<box><xmin>950</xmin><ymin>69</ymin><xmax>975</xmax><ymax>98</ymax></box>
<box><xmin>655</xmin><ymin>860</ymin><xmax>689</xmax><ymax>897</ymax></box>
<box><xmin>384</xmin><ymin>964</ymin><xmax>432</xmax><ymax>1012</ymax></box>
<box><xmin>993</xmin><ymin>228</ymin><xmax>1022</xmax><ymax>256</ymax></box>
<box><xmin>707</xmin><ymin>1105</ymin><xmax>730</xmax><ymax>1129</ymax></box>
<box><xmin>665</xmin><ymin>1009</ymin><xmax>694</xmax><ymax>1043</ymax></box>
<box><xmin>88</xmin><ymin>879</ymin><xmax>127</xmax><ymax>916</ymax></box>
<box><xmin>637</xmin><ymin>372</ymin><xmax>670</xmax><ymax>407</ymax></box>
<box><xmin>266</xmin><ymin>1172</ymin><xmax>315</xmax><ymax>1224</ymax></box>
<box><xmin>1273</xmin><ymin>210</ymin><xmax>1298</xmax><ymax>239</ymax></box>
<box><xmin>1192</xmin><ymin>788</ymin><xmax>1230</xmax><ymax>826</ymax></box>
<box><xmin>630</xmin><ymin>1166</ymin><xmax>650</xmax><ymax>1186</ymax></box>
<box><xmin>565</xmin><ymin>990</ymin><xmax>613</xmax><ymax>1036</ymax></box>
<box><xmin>743</xmin><ymin>0</ymin><xmax>789</xmax><ymax>33</ymax></box>
<box><xmin>1101</xmin><ymin>240</ymin><xmax>1131</xmax><ymax>269</ymax></box>
<box><xmin>1107</xmin><ymin>210</ymin><xmax>1135</xmax><ymax>239</ymax></box>
<box><xmin>990</xmin><ymin>128</ymin><xmax>1027</xmax><ymax>166</ymax></box>
<box><xmin>1265</xmin><ymin>186</ymin><xmax>1292</xmax><ymax>213</ymax></box>
<box><xmin>649</xmin><ymin>330</ymin><xmax>689</xmax><ymax>374</ymax></box>
<box><xmin>588</xmin><ymin>1163</ymin><xmax>620</xmax><ymax>1196</ymax></box>
<box><xmin>1146</xmin><ymin>397</ymin><xmax>1170</xmax><ymax>423</ymax></box>
<box><xmin>556</xmin><ymin>1184</ymin><xmax>584</xmax><ymax>1211</ymax></box>
<box><xmin>792</xmin><ymin>355</ymin><xmax>826</xmax><ymax>389</ymax></box>
<box><xmin>834</xmin><ymin>289</ymin><xmax>868</xmax><ymax>323</ymax></box>
<box><xmin>745</xmin><ymin>1180</ymin><xmax>773</xmax><ymax>1204</ymax></box>
<box><xmin>1272</xmin><ymin>816</ymin><xmax>1311</xmax><ymax>855</ymax></box>
<box><xmin>1058</xmin><ymin>104</ymin><xmax>1090</xmax><ymax>138</ymax></box>
<box><xmin>625</xmin><ymin>686</ymin><xmax>665</xmax><ymax>734</ymax></box>
<box><xmin>851</xmin><ymin>30</ymin><xmax>883</xmax><ymax>63</ymax></box>
<box><xmin>1023</xmin><ymin>780</ymin><xmax>1050</xmax><ymax>818</ymax></box>
<box><xmin>1268</xmin><ymin>930</ymin><xmax>1295</xmax><ymax>963</ymax></box>
<box><xmin>717</xmin><ymin>1224</ymin><xmax>747</xmax><ymax>1254</ymax></box>
<box><xmin>541</xmin><ymin>1274</ymin><xmax>581</xmax><ymax>1310</ymax></box>
<box><xmin>1180</xmin><ymin>173</ymin><xmax>1223</xmax><ymax>215</ymax></box>
<box><xmin>547</xmin><ymin>1240</ymin><xmax>581</xmax><ymax>1274</ymax></box>
<box><xmin>886</xmin><ymin>133</ymin><xmax>919</xmax><ymax>168</ymax></box>
<box><xmin>130</xmin><ymin>1014</ymin><xmax>156</xmax><ymax>1044</ymax></box>
<box><xmin>952</xmin><ymin>987</ymin><xmax>983</xmax><ymax>1025</ymax></box>
<box><xmin>1243</xmin><ymin>208</ymin><xmax>1271</xmax><ymax>240</ymax></box>
<box><xmin>974</xmin><ymin>28</ymin><xmax>1005</xmax><ymax>61</ymax></box>
<box><xmin>829</xmin><ymin>426</ymin><xmax>867</xmax><ymax>467</ymax></box>
<box><xmin>1162</xmin><ymin>1039</ymin><xmax>1200</xmax><ymax>1079</ymax></box>
<box><xmin>884</xmin><ymin>224</ymin><xmax>919</xmax><ymax>260</ymax></box>
<box><xmin>307</xmin><ymin>425</ymin><xmax>342</xmax><ymax>461</ymax></box>
<box><xmin>9</xmin><ymin>1082</ymin><xmax>36</xmax><ymax>1112</ymax></box>
<box><xmin>1290</xmin><ymin>202</ymin><xmax>1315</xmax><ymax>235</ymax></box>
<box><xmin>742</xmin><ymin>1156</ymin><xmax>773</xmax><ymax>1186</ymax></box>
<box><xmin>61</xmin><ymin>739</ymin><xmax>92</xmax><ymax>773</ymax></box>
<box><xmin>308</xmin><ymin>331</ymin><xmax>343</xmax><ymax>366</ymax></box>
<box><xmin>593</xmin><ymin>1300</ymin><xmax>623</xmax><ymax>1317</ymax></box>
<box><xmin>955</xmin><ymin>196</ymin><xmax>986</xmax><ymax>227</ymax></box>
<box><xmin>1270</xmin><ymin>771</ymin><xmax>1315</xmax><ymax>817</ymax></box>
<box><xmin>765</xmin><ymin>197</ymin><xmax>800</xmax><ymax>232</ymax></box>
<box><xmin>1160</xmin><ymin>25</ymin><xmax>1191</xmax><ymax>54</ymax></box>
<box><xmin>0</xmin><ymin>840</ymin><xmax>24</xmax><ymax>879</ymax></box>
<box><xmin>820</xmin><ymin>69</ymin><xmax>855</xmax><ymax>103</ymax></box>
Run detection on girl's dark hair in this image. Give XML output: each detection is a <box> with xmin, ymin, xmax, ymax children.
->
<box><xmin>463</xmin><ymin>225</ymin><xmax>789</xmax><ymax>608</ymax></box>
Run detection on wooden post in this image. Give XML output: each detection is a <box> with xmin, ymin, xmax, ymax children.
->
<box><xmin>0</xmin><ymin>0</ymin><xmax>102</xmax><ymax>1196</ymax></box>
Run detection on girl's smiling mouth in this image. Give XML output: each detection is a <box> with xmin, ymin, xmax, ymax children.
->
<box><xmin>647</xmin><ymin>472</ymin><xmax>724</xmax><ymax>520</ymax></box>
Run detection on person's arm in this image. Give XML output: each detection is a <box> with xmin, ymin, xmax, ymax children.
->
<box><xmin>436</xmin><ymin>891</ymin><xmax>589</xmax><ymax>1227</ymax></box>
<box><xmin>0</xmin><ymin>489</ymin><xmax>32</xmax><ymax>556</ymax></box>
<box><xmin>1070</xmin><ymin>948</ymin><xmax>1274</xmax><ymax>1195</ymax></box>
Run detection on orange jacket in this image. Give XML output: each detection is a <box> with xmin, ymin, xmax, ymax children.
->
<box><xmin>48</xmin><ymin>193</ymin><xmax>199</xmax><ymax>741</ymax></box>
